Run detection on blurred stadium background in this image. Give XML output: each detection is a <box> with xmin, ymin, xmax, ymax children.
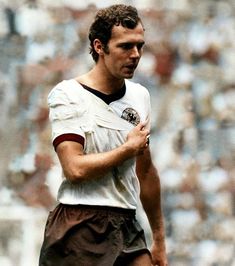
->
<box><xmin>0</xmin><ymin>0</ymin><xmax>235</xmax><ymax>265</ymax></box>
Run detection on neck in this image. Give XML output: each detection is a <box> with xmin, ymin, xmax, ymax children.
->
<box><xmin>77</xmin><ymin>65</ymin><xmax>125</xmax><ymax>95</ymax></box>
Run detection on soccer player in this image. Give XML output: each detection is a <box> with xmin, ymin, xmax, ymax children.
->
<box><xmin>39</xmin><ymin>4</ymin><xmax>167</xmax><ymax>266</ymax></box>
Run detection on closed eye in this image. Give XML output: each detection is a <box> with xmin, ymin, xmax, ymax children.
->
<box><xmin>119</xmin><ymin>42</ymin><xmax>145</xmax><ymax>51</ymax></box>
<box><xmin>137</xmin><ymin>42</ymin><xmax>145</xmax><ymax>50</ymax></box>
<box><xmin>120</xmin><ymin>43</ymin><xmax>134</xmax><ymax>50</ymax></box>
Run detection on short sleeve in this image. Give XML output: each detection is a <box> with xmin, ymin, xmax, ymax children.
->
<box><xmin>48</xmin><ymin>81</ymin><xmax>86</xmax><ymax>150</ymax></box>
<box><xmin>134</xmin><ymin>82</ymin><xmax>151</xmax><ymax>131</ymax></box>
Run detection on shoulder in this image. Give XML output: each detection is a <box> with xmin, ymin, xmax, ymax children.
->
<box><xmin>48</xmin><ymin>79</ymin><xmax>77</xmax><ymax>98</ymax></box>
<box><xmin>48</xmin><ymin>79</ymin><xmax>84</xmax><ymax>106</ymax></box>
<box><xmin>125</xmin><ymin>79</ymin><xmax>150</xmax><ymax>102</ymax></box>
<box><xmin>125</xmin><ymin>79</ymin><xmax>150</xmax><ymax>97</ymax></box>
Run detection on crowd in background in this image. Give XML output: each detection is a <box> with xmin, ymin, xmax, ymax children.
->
<box><xmin>0</xmin><ymin>0</ymin><xmax>235</xmax><ymax>265</ymax></box>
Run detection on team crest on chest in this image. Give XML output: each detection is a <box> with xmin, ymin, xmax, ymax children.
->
<box><xmin>121</xmin><ymin>108</ymin><xmax>140</xmax><ymax>126</ymax></box>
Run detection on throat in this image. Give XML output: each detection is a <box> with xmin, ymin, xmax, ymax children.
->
<box><xmin>80</xmin><ymin>82</ymin><xmax>126</xmax><ymax>105</ymax></box>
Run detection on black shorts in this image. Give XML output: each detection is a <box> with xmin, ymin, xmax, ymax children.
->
<box><xmin>39</xmin><ymin>204</ymin><xmax>150</xmax><ymax>266</ymax></box>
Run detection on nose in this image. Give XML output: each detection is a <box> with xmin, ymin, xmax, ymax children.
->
<box><xmin>130</xmin><ymin>46</ymin><xmax>141</xmax><ymax>58</ymax></box>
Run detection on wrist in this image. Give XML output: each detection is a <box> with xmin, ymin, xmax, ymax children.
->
<box><xmin>121</xmin><ymin>141</ymin><xmax>137</xmax><ymax>158</ymax></box>
<box><xmin>152</xmin><ymin>230</ymin><xmax>166</xmax><ymax>246</ymax></box>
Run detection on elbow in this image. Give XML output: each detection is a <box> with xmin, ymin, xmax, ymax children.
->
<box><xmin>63</xmin><ymin>166</ymin><xmax>87</xmax><ymax>183</ymax></box>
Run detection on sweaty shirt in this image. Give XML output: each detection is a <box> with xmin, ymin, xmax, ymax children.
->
<box><xmin>48</xmin><ymin>79</ymin><xmax>151</xmax><ymax>209</ymax></box>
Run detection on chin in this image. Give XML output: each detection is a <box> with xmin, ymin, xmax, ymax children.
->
<box><xmin>123</xmin><ymin>72</ymin><xmax>134</xmax><ymax>79</ymax></box>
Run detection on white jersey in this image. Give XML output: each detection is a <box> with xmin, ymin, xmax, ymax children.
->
<box><xmin>48</xmin><ymin>79</ymin><xmax>151</xmax><ymax>209</ymax></box>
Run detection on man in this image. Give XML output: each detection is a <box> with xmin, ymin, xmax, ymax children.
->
<box><xmin>39</xmin><ymin>4</ymin><xmax>167</xmax><ymax>266</ymax></box>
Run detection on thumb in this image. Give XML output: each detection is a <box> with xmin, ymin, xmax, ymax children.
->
<box><xmin>137</xmin><ymin>121</ymin><xmax>148</xmax><ymax>130</ymax></box>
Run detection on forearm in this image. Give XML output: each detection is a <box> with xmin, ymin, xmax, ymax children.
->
<box><xmin>136</xmin><ymin>151</ymin><xmax>166</xmax><ymax>241</ymax></box>
<box><xmin>137</xmin><ymin>150</ymin><xmax>167</xmax><ymax>265</ymax></box>
<box><xmin>56</xmin><ymin>122</ymin><xmax>150</xmax><ymax>182</ymax></box>
<box><xmin>57</xmin><ymin>141</ymin><xmax>137</xmax><ymax>182</ymax></box>
<box><xmin>140</xmin><ymin>167</ymin><xmax>165</xmax><ymax>241</ymax></box>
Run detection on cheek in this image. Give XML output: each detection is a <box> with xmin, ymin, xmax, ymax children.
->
<box><xmin>106</xmin><ymin>55</ymin><xmax>121</xmax><ymax>67</ymax></box>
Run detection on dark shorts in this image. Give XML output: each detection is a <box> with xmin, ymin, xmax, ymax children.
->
<box><xmin>39</xmin><ymin>204</ymin><xmax>150</xmax><ymax>266</ymax></box>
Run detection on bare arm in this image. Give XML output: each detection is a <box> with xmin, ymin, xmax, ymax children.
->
<box><xmin>56</xmin><ymin>122</ymin><xmax>149</xmax><ymax>182</ymax></box>
<box><xmin>136</xmin><ymin>148</ymin><xmax>168</xmax><ymax>266</ymax></box>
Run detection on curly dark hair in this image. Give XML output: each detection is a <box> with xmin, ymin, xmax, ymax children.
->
<box><xmin>88</xmin><ymin>4</ymin><xmax>142</xmax><ymax>62</ymax></box>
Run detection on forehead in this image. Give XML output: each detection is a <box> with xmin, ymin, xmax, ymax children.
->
<box><xmin>110</xmin><ymin>22</ymin><xmax>145</xmax><ymax>43</ymax></box>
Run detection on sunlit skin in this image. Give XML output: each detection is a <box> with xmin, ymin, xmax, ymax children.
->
<box><xmin>77</xmin><ymin>22</ymin><xmax>145</xmax><ymax>94</ymax></box>
<box><xmin>102</xmin><ymin>22</ymin><xmax>145</xmax><ymax>80</ymax></box>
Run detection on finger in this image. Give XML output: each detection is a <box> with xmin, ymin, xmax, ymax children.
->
<box><xmin>137</xmin><ymin>122</ymin><xmax>146</xmax><ymax>131</ymax></box>
<box><xmin>141</xmin><ymin>119</ymin><xmax>149</xmax><ymax>127</ymax></box>
<box><xmin>137</xmin><ymin>120</ymin><xmax>149</xmax><ymax>130</ymax></box>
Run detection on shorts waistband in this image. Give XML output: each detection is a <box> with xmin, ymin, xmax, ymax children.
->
<box><xmin>60</xmin><ymin>204</ymin><xmax>136</xmax><ymax>217</ymax></box>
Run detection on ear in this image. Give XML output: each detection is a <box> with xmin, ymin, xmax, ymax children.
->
<box><xmin>93</xmin><ymin>39</ymin><xmax>104</xmax><ymax>56</ymax></box>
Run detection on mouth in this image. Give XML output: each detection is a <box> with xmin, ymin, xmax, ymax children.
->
<box><xmin>124</xmin><ymin>64</ymin><xmax>137</xmax><ymax>72</ymax></box>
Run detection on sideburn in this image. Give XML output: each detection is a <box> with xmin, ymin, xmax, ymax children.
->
<box><xmin>102</xmin><ymin>44</ymin><xmax>110</xmax><ymax>55</ymax></box>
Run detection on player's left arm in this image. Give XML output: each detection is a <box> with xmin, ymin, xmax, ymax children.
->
<box><xmin>136</xmin><ymin>147</ymin><xmax>168</xmax><ymax>266</ymax></box>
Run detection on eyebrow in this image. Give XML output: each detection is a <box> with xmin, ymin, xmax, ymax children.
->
<box><xmin>118</xmin><ymin>41</ymin><xmax>145</xmax><ymax>46</ymax></box>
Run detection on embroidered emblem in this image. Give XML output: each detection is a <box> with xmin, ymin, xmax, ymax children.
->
<box><xmin>121</xmin><ymin>108</ymin><xmax>140</xmax><ymax>126</ymax></box>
